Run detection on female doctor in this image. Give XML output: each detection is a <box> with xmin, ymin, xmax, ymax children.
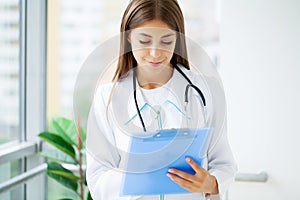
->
<box><xmin>86</xmin><ymin>0</ymin><xmax>237</xmax><ymax>199</ymax></box>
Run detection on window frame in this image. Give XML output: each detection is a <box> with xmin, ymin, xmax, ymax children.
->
<box><xmin>0</xmin><ymin>0</ymin><xmax>47</xmax><ymax>199</ymax></box>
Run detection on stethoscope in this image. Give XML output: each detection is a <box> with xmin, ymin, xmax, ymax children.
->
<box><xmin>133</xmin><ymin>63</ymin><xmax>206</xmax><ymax>132</ymax></box>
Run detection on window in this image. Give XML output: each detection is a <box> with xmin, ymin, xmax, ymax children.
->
<box><xmin>179</xmin><ymin>0</ymin><xmax>221</xmax><ymax>66</ymax></box>
<box><xmin>0</xmin><ymin>1</ymin><xmax>22</xmax><ymax>199</ymax></box>
<box><xmin>0</xmin><ymin>0</ymin><xmax>19</xmax><ymax>145</ymax></box>
<box><xmin>0</xmin><ymin>0</ymin><xmax>47</xmax><ymax>199</ymax></box>
<box><xmin>47</xmin><ymin>1</ymin><xmax>128</xmax><ymax>119</ymax></box>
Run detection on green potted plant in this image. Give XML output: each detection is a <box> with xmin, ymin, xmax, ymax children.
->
<box><xmin>38</xmin><ymin>116</ymin><xmax>92</xmax><ymax>200</ymax></box>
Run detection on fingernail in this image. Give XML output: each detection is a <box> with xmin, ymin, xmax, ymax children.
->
<box><xmin>168</xmin><ymin>169</ymin><xmax>174</xmax><ymax>173</ymax></box>
<box><xmin>166</xmin><ymin>173</ymin><xmax>171</xmax><ymax>178</ymax></box>
<box><xmin>186</xmin><ymin>157</ymin><xmax>191</xmax><ymax>162</ymax></box>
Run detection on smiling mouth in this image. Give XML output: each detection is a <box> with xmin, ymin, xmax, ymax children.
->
<box><xmin>148</xmin><ymin>61</ymin><xmax>163</xmax><ymax>66</ymax></box>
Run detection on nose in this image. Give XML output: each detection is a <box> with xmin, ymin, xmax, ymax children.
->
<box><xmin>149</xmin><ymin>47</ymin><xmax>161</xmax><ymax>58</ymax></box>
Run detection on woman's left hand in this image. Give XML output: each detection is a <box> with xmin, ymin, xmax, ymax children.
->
<box><xmin>167</xmin><ymin>157</ymin><xmax>219</xmax><ymax>194</ymax></box>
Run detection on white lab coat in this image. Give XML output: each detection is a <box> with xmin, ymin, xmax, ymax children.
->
<box><xmin>86</xmin><ymin>67</ymin><xmax>237</xmax><ymax>200</ymax></box>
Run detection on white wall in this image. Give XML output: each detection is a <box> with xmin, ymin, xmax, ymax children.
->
<box><xmin>219</xmin><ymin>0</ymin><xmax>300</xmax><ymax>199</ymax></box>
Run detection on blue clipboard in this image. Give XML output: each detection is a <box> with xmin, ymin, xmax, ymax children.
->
<box><xmin>120</xmin><ymin>128</ymin><xmax>212</xmax><ymax>196</ymax></box>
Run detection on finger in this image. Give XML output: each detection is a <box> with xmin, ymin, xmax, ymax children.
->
<box><xmin>186</xmin><ymin>157</ymin><xmax>203</xmax><ymax>173</ymax></box>
<box><xmin>166</xmin><ymin>173</ymin><xmax>194</xmax><ymax>191</ymax></box>
<box><xmin>168</xmin><ymin>168</ymin><xmax>195</xmax><ymax>182</ymax></box>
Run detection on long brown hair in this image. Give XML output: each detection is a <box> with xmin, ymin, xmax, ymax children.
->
<box><xmin>113</xmin><ymin>0</ymin><xmax>189</xmax><ymax>81</ymax></box>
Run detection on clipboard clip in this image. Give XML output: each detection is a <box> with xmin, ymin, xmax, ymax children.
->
<box><xmin>143</xmin><ymin>129</ymin><xmax>197</xmax><ymax>141</ymax></box>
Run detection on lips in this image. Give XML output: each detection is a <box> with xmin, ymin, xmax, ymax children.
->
<box><xmin>148</xmin><ymin>61</ymin><xmax>163</xmax><ymax>67</ymax></box>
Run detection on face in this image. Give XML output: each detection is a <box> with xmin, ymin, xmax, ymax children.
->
<box><xmin>129</xmin><ymin>20</ymin><xmax>176</xmax><ymax>70</ymax></box>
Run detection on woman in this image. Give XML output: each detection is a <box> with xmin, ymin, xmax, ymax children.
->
<box><xmin>86</xmin><ymin>0</ymin><xmax>237</xmax><ymax>199</ymax></box>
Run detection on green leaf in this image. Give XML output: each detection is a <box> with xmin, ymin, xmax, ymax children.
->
<box><xmin>47</xmin><ymin>162</ymin><xmax>79</xmax><ymax>193</ymax></box>
<box><xmin>52</xmin><ymin>117</ymin><xmax>86</xmax><ymax>149</ymax></box>
<box><xmin>39</xmin><ymin>149</ymin><xmax>77</xmax><ymax>164</ymax></box>
<box><xmin>52</xmin><ymin>117</ymin><xmax>77</xmax><ymax>145</ymax></box>
<box><xmin>47</xmin><ymin>162</ymin><xmax>80</xmax><ymax>182</ymax></box>
<box><xmin>47</xmin><ymin>162</ymin><xmax>75</xmax><ymax>176</ymax></box>
<box><xmin>47</xmin><ymin>171</ymin><xmax>78</xmax><ymax>193</ymax></box>
<box><xmin>58</xmin><ymin>199</ymin><xmax>74</xmax><ymax>200</ymax></box>
<box><xmin>86</xmin><ymin>191</ymin><xmax>93</xmax><ymax>200</ymax></box>
<box><xmin>38</xmin><ymin>132</ymin><xmax>76</xmax><ymax>159</ymax></box>
<box><xmin>49</xmin><ymin>170</ymin><xmax>80</xmax><ymax>181</ymax></box>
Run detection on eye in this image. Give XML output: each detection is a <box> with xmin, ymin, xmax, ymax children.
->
<box><xmin>161</xmin><ymin>41</ymin><xmax>173</xmax><ymax>45</ymax></box>
<box><xmin>139</xmin><ymin>40</ymin><xmax>151</xmax><ymax>44</ymax></box>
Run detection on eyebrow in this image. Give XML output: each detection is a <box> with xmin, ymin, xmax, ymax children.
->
<box><xmin>139</xmin><ymin>33</ymin><xmax>175</xmax><ymax>38</ymax></box>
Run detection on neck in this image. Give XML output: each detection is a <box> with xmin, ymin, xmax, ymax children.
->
<box><xmin>137</xmin><ymin>65</ymin><xmax>174</xmax><ymax>89</ymax></box>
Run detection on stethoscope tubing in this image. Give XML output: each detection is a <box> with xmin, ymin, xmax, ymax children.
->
<box><xmin>133</xmin><ymin>63</ymin><xmax>206</xmax><ymax>132</ymax></box>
